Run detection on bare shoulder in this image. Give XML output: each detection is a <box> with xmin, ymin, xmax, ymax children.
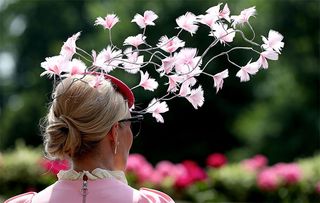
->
<box><xmin>4</xmin><ymin>192</ymin><xmax>36</xmax><ymax>203</ymax></box>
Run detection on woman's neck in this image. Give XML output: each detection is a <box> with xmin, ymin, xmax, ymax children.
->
<box><xmin>72</xmin><ymin>154</ymin><xmax>115</xmax><ymax>172</ymax></box>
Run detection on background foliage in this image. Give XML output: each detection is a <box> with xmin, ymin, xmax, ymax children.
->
<box><xmin>0</xmin><ymin>144</ymin><xmax>319</xmax><ymax>202</ymax></box>
<box><xmin>0</xmin><ymin>0</ymin><xmax>319</xmax><ymax>188</ymax></box>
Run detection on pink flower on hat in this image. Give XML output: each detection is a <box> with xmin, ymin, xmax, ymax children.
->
<box><xmin>124</xmin><ymin>34</ymin><xmax>146</xmax><ymax>48</ymax></box>
<box><xmin>64</xmin><ymin>59</ymin><xmax>86</xmax><ymax>77</ymax></box>
<box><xmin>60</xmin><ymin>32</ymin><xmax>80</xmax><ymax>61</ymax></box>
<box><xmin>206</xmin><ymin>3</ymin><xmax>230</xmax><ymax>22</ymax></box>
<box><xmin>139</xmin><ymin>71</ymin><xmax>159</xmax><ymax>91</ymax></box>
<box><xmin>40</xmin><ymin>55</ymin><xmax>67</xmax><ymax>77</ymax></box>
<box><xmin>159</xmin><ymin>56</ymin><xmax>176</xmax><ymax>75</ymax></box>
<box><xmin>186</xmin><ymin>86</ymin><xmax>204</xmax><ymax>109</ymax></box>
<box><xmin>231</xmin><ymin>6</ymin><xmax>256</xmax><ymax>27</ymax></box>
<box><xmin>236</xmin><ymin>60</ymin><xmax>260</xmax><ymax>82</ymax></box>
<box><xmin>176</xmin><ymin>12</ymin><xmax>198</xmax><ymax>35</ymax></box>
<box><xmin>262</xmin><ymin>30</ymin><xmax>284</xmax><ymax>54</ymax></box>
<box><xmin>132</xmin><ymin>10</ymin><xmax>158</xmax><ymax>29</ymax></box>
<box><xmin>175</xmin><ymin>48</ymin><xmax>201</xmax><ymax>74</ymax></box>
<box><xmin>257</xmin><ymin>49</ymin><xmax>279</xmax><ymax>69</ymax></box>
<box><xmin>212</xmin><ymin>69</ymin><xmax>229</xmax><ymax>93</ymax></box>
<box><xmin>92</xmin><ymin>46</ymin><xmax>122</xmax><ymax>73</ymax></box>
<box><xmin>94</xmin><ymin>14</ymin><xmax>119</xmax><ymax>30</ymax></box>
<box><xmin>209</xmin><ymin>23</ymin><xmax>235</xmax><ymax>44</ymax></box>
<box><xmin>146</xmin><ymin>99</ymin><xmax>169</xmax><ymax>123</ymax></box>
<box><xmin>157</xmin><ymin>36</ymin><xmax>185</xmax><ymax>53</ymax></box>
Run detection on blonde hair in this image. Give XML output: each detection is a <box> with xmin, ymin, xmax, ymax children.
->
<box><xmin>41</xmin><ymin>76</ymin><xmax>129</xmax><ymax>160</ymax></box>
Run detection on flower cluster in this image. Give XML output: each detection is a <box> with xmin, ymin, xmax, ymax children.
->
<box><xmin>126</xmin><ymin>153</ymin><xmax>207</xmax><ymax>188</ymax></box>
<box><xmin>40</xmin><ymin>158</ymin><xmax>70</xmax><ymax>175</ymax></box>
<box><xmin>257</xmin><ymin>163</ymin><xmax>302</xmax><ymax>191</ymax></box>
<box><xmin>40</xmin><ymin>3</ymin><xmax>284</xmax><ymax>122</ymax></box>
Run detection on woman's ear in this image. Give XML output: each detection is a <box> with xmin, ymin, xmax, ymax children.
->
<box><xmin>108</xmin><ymin>122</ymin><xmax>119</xmax><ymax>142</ymax></box>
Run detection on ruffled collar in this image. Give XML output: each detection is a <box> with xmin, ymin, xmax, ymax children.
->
<box><xmin>57</xmin><ymin>168</ymin><xmax>128</xmax><ymax>184</ymax></box>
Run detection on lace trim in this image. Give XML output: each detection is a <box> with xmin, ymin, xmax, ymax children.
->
<box><xmin>57</xmin><ymin>168</ymin><xmax>128</xmax><ymax>184</ymax></box>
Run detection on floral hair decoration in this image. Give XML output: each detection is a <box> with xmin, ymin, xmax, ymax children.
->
<box><xmin>40</xmin><ymin>3</ymin><xmax>284</xmax><ymax>123</ymax></box>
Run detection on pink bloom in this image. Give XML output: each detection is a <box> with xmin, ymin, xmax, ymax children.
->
<box><xmin>40</xmin><ymin>55</ymin><xmax>67</xmax><ymax>77</ymax></box>
<box><xmin>206</xmin><ymin>153</ymin><xmax>227</xmax><ymax>168</ymax></box>
<box><xmin>157</xmin><ymin>36</ymin><xmax>185</xmax><ymax>53</ymax></box>
<box><xmin>186</xmin><ymin>86</ymin><xmax>204</xmax><ymax>109</ymax></box>
<box><xmin>175</xmin><ymin>160</ymin><xmax>206</xmax><ymax>188</ymax></box>
<box><xmin>257</xmin><ymin>49</ymin><xmax>279</xmax><ymax>69</ymax></box>
<box><xmin>139</xmin><ymin>71</ymin><xmax>159</xmax><ymax>91</ymax></box>
<box><xmin>262</xmin><ymin>30</ymin><xmax>284</xmax><ymax>54</ymax></box>
<box><xmin>126</xmin><ymin>154</ymin><xmax>154</xmax><ymax>183</ymax></box>
<box><xmin>146</xmin><ymin>99</ymin><xmax>169</xmax><ymax>123</ymax></box>
<box><xmin>257</xmin><ymin>168</ymin><xmax>279</xmax><ymax>191</ymax></box>
<box><xmin>167</xmin><ymin>74</ymin><xmax>184</xmax><ymax>92</ymax></box>
<box><xmin>131</xmin><ymin>10</ymin><xmax>158</xmax><ymax>29</ymax></box>
<box><xmin>40</xmin><ymin>159</ymin><xmax>70</xmax><ymax>175</ymax></box>
<box><xmin>159</xmin><ymin>56</ymin><xmax>176</xmax><ymax>75</ymax></box>
<box><xmin>124</xmin><ymin>34</ymin><xmax>146</xmax><ymax>48</ymax></box>
<box><xmin>242</xmin><ymin>154</ymin><xmax>268</xmax><ymax>171</ymax></box>
<box><xmin>219</xmin><ymin>3</ymin><xmax>231</xmax><ymax>22</ymax></box>
<box><xmin>150</xmin><ymin>161</ymin><xmax>177</xmax><ymax>185</ymax></box>
<box><xmin>92</xmin><ymin>46</ymin><xmax>122</xmax><ymax>73</ymax></box>
<box><xmin>209</xmin><ymin>23</ymin><xmax>235</xmax><ymax>44</ymax></box>
<box><xmin>94</xmin><ymin>14</ymin><xmax>119</xmax><ymax>30</ymax></box>
<box><xmin>123</xmin><ymin>48</ymin><xmax>144</xmax><ymax>74</ymax></box>
<box><xmin>176</xmin><ymin>12</ymin><xmax>198</xmax><ymax>35</ymax></box>
<box><xmin>178</xmin><ymin>77</ymin><xmax>196</xmax><ymax>97</ymax></box>
<box><xmin>175</xmin><ymin>48</ymin><xmax>201</xmax><ymax>74</ymax></box>
<box><xmin>197</xmin><ymin>13</ymin><xmax>218</xmax><ymax>29</ymax></box>
<box><xmin>274</xmin><ymin>163</ymin><xmax>302</xmax><ymax>185</ymax></box>
<box><xmin>206</xmin><ymin>3</ymin><xmax>230</xmax><ymax>22</ymax></box>
<box><xmin>205</xmin><ymin>3</ymin><xmax>222</xmax><ymax>16</ymax></box>
<box><xmin>212</xmin><ymin>69</ymin><xmax>228</xmax><ymax>93</ymax></box>
<box><xmin>236</xmin><ymin>60</ymin><xmax>260</xmax><ymax>82</ymax></box>
<box><xmin>231</xmin><ymin>6</ymin><xmax>256</xmax><ymax>27</ymax></box>
<box><xmin>60</xmin><ymin>32</ymin><xmax>80</xmax><ymax>61</ymax></box>
<box><xmin>64</xmin><ymin>59</ymin><xmax>86</xmax><ymax>77</ymax></box>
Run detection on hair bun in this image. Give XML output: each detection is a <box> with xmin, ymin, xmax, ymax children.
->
<box><xmin>45</xmin><ymin>114</ymin><xmax>82</xmax><ymax>159</ymax></box>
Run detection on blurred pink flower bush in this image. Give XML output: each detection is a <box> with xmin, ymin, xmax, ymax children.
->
<box><xmin>1</xmin><ymin>145</ymin><xmax>319</xmax><ymax>202</ymax></box>
<box><xmin>257</xmin><ymin>163</ymin><xmax>302</xmax><ymax>191</ymax></box>
<box><xmin>126</xmin><ymin>154</ymin><xmax>206</xmax><ymax>189</ymax></box>
<box><xmin>206</xmin><ymin>153</ymin><xmax>227</xmax><ymax>168</ymax></box>
<box><xmin>40</xmin><ymin>159</ymin><xmax>70</xmax><ymax>175</ymax></box>
<box><xmin>241</xmin><ymin>154</ymin><xmax>268</xmax><ymax>171</ymax></box>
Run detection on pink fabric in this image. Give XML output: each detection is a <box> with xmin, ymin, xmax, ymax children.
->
<box><xmin>5</xmin><ymin>178</ymin><xmax>174</xmax><ymax>203</ymax></box>
<box><xmin>4</xmin><ymin>192</ymin><xmax>36</xmax><ymax>203</ymax></box>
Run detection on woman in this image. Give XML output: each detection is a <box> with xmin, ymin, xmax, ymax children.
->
<box><xmin>5</xmin><ymin>75</ymin><xmax>175</xmax><ymax>203</ymax></box>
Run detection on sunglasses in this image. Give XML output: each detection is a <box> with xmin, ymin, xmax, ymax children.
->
<box><xmin>118</xmin><ymin>115</ymin><xmax>144</xmax><ymax>138</ymax></box>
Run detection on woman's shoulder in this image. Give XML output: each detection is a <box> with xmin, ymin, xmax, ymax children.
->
<box><xmin>136</xmin><ymin>187</ymin><xmax>175</xmax><ymax>203</ymax></box>
<box><xmin>4</xmin><ymin>192</ymin><xmax>37</xmax><ymax>203</ymax></box>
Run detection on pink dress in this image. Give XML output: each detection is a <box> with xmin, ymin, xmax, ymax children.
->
<box><xmin>5</xmin><ymin>169</ymin><xmax>175</xmax><ymax>203</ymax></box>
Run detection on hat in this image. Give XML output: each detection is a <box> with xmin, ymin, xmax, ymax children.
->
<box><xmin>40</xmin><ymin>4</ymin><xmax>284</xmax><ymax>123</ymax></box>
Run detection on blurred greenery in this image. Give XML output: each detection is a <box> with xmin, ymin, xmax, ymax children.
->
<box><xmin>0</xmin><ymin>0</ymin><xmax>319</xmax><ymax>166</ymax></box>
